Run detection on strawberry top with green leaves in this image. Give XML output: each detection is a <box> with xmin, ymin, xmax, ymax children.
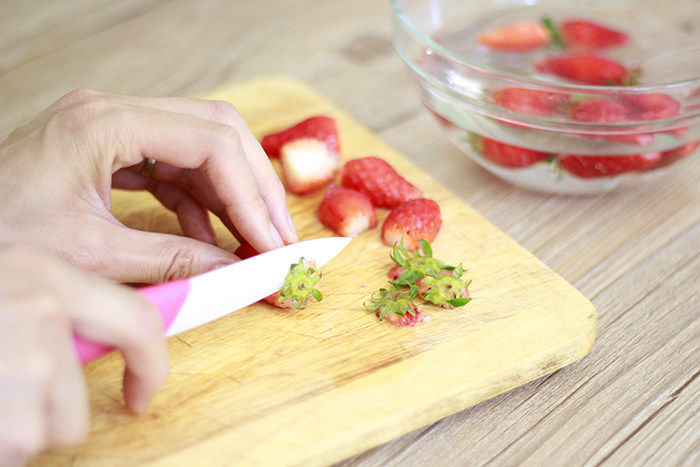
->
<box><xmin>415</xmin><ymin>264</ymin><xmax>471</xmax><ymax>309</ymax></box>
<box><xmin>260</xmin><ymin>115</ymin><xmax>339</xmax><ymax>158</ymax></box>
<box><xmin>341</xmin><ymin>156</ymin><xmax>421</xmax><ymax>209</ymax></box>
<box><xmin>387</xmin><ymin>239</ymin><xmax>448</xmax><ymax>284</ymax></box>
<box><xmin>364</xmin><ymin>285</ymin><xmax>423</xmax><ymax>327</ymax></box>
<box><xmin>278</xmin><ymin>258</ymin><xmax>323</xmax><ymax>309</ymax></box>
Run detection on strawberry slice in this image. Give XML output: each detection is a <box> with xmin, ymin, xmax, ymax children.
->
<box><xmin>473</xmin><ymin>135</ymin><xmax>551</xmax><ymax>168</ymax></box>
<box><xmin>381</xmin><ymin>198</ymin><xmax>442</xmax><ymax>251</ymax></box>
<box><xmin>317</xmin><ymin>184</ymin><xmax>377</xmax><ymax>237</ymax></box>
<box><xmin>560</xmin><ymin>19</ymin><xmax>629</xmax><ymax>50</ymax></box>
<box><xmin>536</xmin><ymin>53</ymin><xmax>637</xmax><ymax>85</ymax></box>
<box><xmin>558</xmin><ymin>152</ymin><xmax>661</xmax><ymax>178</ymax></box>
<box><xmin>477</xmin><ymin>20</ymin><xmax>550</xmax><ymax>52</ymax></box>
<box><xmin>341</xmin><ymin>156</ymin><xmax>421</xmax><ymax>209</ymax></box>
<box><xmin>493</xmin><ymin>86</ymin><xmax>570</xmax><ymax>117</ymax></box>
<box><xmin>280</xmin><ymin>138</ymin><xmax>341</xmax><ymax>195</ymax></box>
<box><xmin>260</xmin><ymin>115</ymin><xmax>339</xmax><ymax>159</ymax></box>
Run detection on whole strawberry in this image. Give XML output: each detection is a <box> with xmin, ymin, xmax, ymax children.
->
<box><xmin>492</xmin><ymin>86</ymin><xmax>570</xmax><ymax>117</ymax></box>
<box><xmin>472</xmin><ymin>135</ymin><xmax>551</xmax><ymax>168</ymax></box>
<box><xmin>261</xmin><ymin>115</ymin><xmax>339</xmax><ymax>159</ymax></box>
<box><xmin>341</xmin><ymin>156</ymin><xmax>421</xmax><ymax>209</ymax></box>
<box><xmin>317</xmin><ymin>184</ymin><xmax>377</xmax><ymax>237</ymax></box>
<box><xmin>536</xmin><ymin>53</ymin><xmax>638</xmax><ymax>86</ymax></box>
<box><xmin>381</xmin><ymin>198</ymin><xmax>442</xmax><ymax>251</ymax></box>
<box><xmin>558</xmin><ymin>152</ymin><xmax>661</xmax><ymax>178</ymax></box>
<box><xmin>559</xmin><ymin>19</ymin><xmax>630</xmax><ymax>50</ymax></box>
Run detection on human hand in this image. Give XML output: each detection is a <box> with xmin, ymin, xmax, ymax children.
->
<box><xmin>0</xmin><ymin>90</ymin><xmax>298</xmax><ymax>284</ymax></box>
<box><xmin>0</xmin><ymin>243</ymin><xmax>169</xmax><ymax>466</ymax></box>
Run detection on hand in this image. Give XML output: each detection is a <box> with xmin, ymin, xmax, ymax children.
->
<box><xmin>0</xmin><ymin>244</ymin><xmax>169</xmax><ymax>466</ymax></box>
<box><xmin>0</xmin><ymin>90</ymin><xmax>298</xmax><ymax>284</ymax></box>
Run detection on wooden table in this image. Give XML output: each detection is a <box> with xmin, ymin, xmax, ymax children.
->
<box><xmin>2</xmin><ymin>1</ymin><xmax>698</xmax><ymax>465</ymax></box>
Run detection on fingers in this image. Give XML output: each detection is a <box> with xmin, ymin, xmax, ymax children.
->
<box><xmin>96</xmin><ymin>220</ymin><xmax>239</xmax><ymax>284</ymax></box>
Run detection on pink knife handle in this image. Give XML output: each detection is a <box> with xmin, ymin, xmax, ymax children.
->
<box><xmin>73</xmin><ymin>279</ymin><xmax>191</xmax><ymax>364</ymax></box>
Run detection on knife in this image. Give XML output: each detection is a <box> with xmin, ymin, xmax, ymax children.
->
<box><xmin>74</xmin><ymin>236</ymin><xmax>352</xmax><ymax>363</ymax></box>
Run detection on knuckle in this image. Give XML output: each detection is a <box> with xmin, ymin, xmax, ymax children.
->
<box><xmin>162</xmin><ymin>246</ymin><xmax>198</xmax><ymax>281</ymax></box>
<box><xmin>206</xmin><ymin>99</ymin><xmax>243</xmax><ymax>125</ymax></box>
<box><xmin>52</xmin><ymin>94</ymin><xmax>116</xmax><ymax>132</ymax></box>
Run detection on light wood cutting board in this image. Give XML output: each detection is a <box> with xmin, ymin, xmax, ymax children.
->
<box><xmin>33</xmin><ymin>77</ymin><xmax>596</xmax><ymax>467</ymax></box>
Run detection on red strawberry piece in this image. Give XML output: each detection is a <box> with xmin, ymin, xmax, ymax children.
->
<box><xmin>493</xmin><ymin>86</ymin><xmax>570</xmax><ymax>117</ymax></box>
<box><xmin>475</xmin><ymin>135</ymin><xmax>551</xmax><ymax>168</ymax></box>
<box><xmin>536</xmin><ymin>53</ymin><xmax>635</xmax><ymax>85</ymax></box>
<box><xmin>558</xmin><ymin>152</ymin><xmax>661</xmax><ymax>178</ymax></box>
<box><xmin>560</xmin><ymin>19</ymin><xmax>629</xmax><ymax>50</ymax></box>
<box><xmin>317</xmin><ymin>184</ymin><xmax>377</xmax><ymax>237</ymax></box>
<box><xmin>364</xmin><ymin>286</ymin><xmax>425</xmax><ymax>328</ymax></box>
<box><xmin>654</xmin><ymin>140</ymin><xmax>700</xmax><ymax>168</ymax></box>
<box><xmin>619</xmin><ymin>93</ymin><xmax>681</xmax><ymax>121</ymax></box>
<box><xmin>341</xmin><ymin>156</ymin><xmax>421</xmax><ymax>209</ymax></box>
<box><xmin>477</xmin><ymin>20</ymin><xmax>550</xmax><ymax>52</ymax></box>
<box><xmin>234</xmin><ymin>242</ymin><xmax>259</xmax><ymax>260</ymax></box>
<box><xmin>260</xmin><ymin>115</ymin><xmax>339</xmax><ymax>159</ymax></box>
<box><xmin>381</xmin><ymin>198</ymin><xmax>442</xmax><ymax>251</ymax></box>
<box><xmin>280</xmin><ymin>138</ymin><xmax>341</xmax><ymax>195</ymax></box>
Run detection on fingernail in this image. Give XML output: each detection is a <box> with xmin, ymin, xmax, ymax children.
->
<box><xmin>269</xmin><ymin>221</ymin><xmax>285</xmax><ymax>248</ymax></box>
<box><xmin>286</xmin><ymin>212</ymin><xmax>299</xmax><ymax>243</ymax></box>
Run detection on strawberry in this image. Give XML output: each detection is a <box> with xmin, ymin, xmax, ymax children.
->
<box><xmin>536</xmin><ymin>53</ymin><xmax>638</xmax><ymax>85</ymax></box>
<box><xmin>492</xmin><ymin>86</ymin><xmax>570</xmax><ymax>117</ymax></box>
<box><xmin>654</xmin><ymin>141</ymin><xmax>700</xmax><ymax>169</ymax></box>
<box><xmin>234</xmin><ymin>243</ymin><xmax>322</xmax><ymax>310</ymax></box>
<box><xmin>619</xmin><ymin>93</ymin><xmax>681</xmax><ymax>121</ymax></box>
<box><xmin>560</xmin><ymin>19</ymin><xmax>629</xmax><ymax>50</ymax></box>
<box><xmin>280</xmin><ymin>138</ymin><xmax>341</xmax><ymax>195</ymax></box>
<box><xmin>477</xmin><ymin>20</ymin><xmax>550</xmax><ymax>52</ymax></box>
<box><xmin>381</xmin><ymin>199</ymin><xmax>442</xmax><ymax>251</ymax></box>
<box><xmin>558</xmin><ymin>152</ymin><xmax>661</xmax><ymax>178</ymax></box>
<box><xmin>569</xmin><ymin>98</ymin><xmax>654</xmax><ymax>146</ymax></box>
<box><xmin>472</xmin><ymin>135</ymin><xmax>551</xmax><ymax>168</ymax></box>
<box><xmin>317</xmin><ymin>184</ymin><xmax>377</xmax><ymax>237</ymax></box>
<box><xmin>341</xmin><ymin>156</ymin><xmax>421</xmax><ymax>209</ymax></box>
<box><xmin>415</xmin><ymin>265</ymin><xmax>471</xmax><ymax>309</ymax></box>
<box><xmin>364</xmin><ymin>285</ymin><xmax>424</xmax><ymax>327</ymax></box>
<box><xmin>260</xmin><ymin>115</ymin><xmax>339</xmax><ymax>159</ymax></box>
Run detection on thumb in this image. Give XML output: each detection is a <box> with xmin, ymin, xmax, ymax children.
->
<box><xmin>99</xmin><ymin>224</ymin><xmax>239</xmax><ymax>284</ymax></box>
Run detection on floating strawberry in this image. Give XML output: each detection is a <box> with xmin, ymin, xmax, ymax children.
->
<box><xmin>234</xmin><ymin>243</ymin><xmax>322</xmax><ymax>310</ymax></box>
<box><xmin>654</xmin><ymin>141</ymin><xmax>700</xmax><ymax>169</ymax></box>
<box><xmin>492</xmin><ymin>86</ymin><xmax>570</xmax><ymax>117</ymax></box>
<box><xmin>472</xmin><ymin>135</ymin><xmax>552</xmax><ymax>168</ymax></box>
<box><xmin>569</xmin><ymin>98</ymin><xmax>654</xmax><ymax>145</ymax></box>
<box><xmin>260</xmin><ymin>115</ymin><xmax>339</xmax><ymax>159</ymax></box>
<box><xmin>536</xmin><ymin>53</ymin><xmax>638</xmax><ymax>85</ymax></box>
<box><xmin>558</xmin><ymin>152</ymin><xmax>661</xmax><ymax>178</ymax></box>
<box><xmin>559</xmin><ymin>19</ymin><xmax>629</xmax><ymax>50</ymax></box>
<box><xmin>280</xmin><ymin>138</ymin><xmax>341</xmax><ymax>195</ymax></box>
<box><xmin>317</xmin><ymin>184</ymin><xmax>377</xmax><ymax>237</ymax></box>
<box><xmin>477</xmin><ymin>19</ymin><xmax>550</xmax><ymax>52</ymax></box>
<box><xmin>341</xmin><ymin>156</ymin><xmax>421</xmax><ymax>209</ymax></box>
<box><xmin>381</xmin><ymin>198</ymin><xmax>442</xmax><ymax>251</ymax></box>
<box><xmin>619</xmin><ymin>93</ymin><xmax>681</xmax><ymax>121</ymax></box>
<box><xmin>364</xmin><ymin>285</ymin><xmax>424</xmax><ymax>327</ymax></box>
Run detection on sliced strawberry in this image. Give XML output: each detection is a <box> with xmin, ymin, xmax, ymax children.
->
<box><xmin>558</xmin><ymin>152</ymin><xmax>661</xmax><ymax>178</ymax></box>
<box><xmin>536</xmin><ymin>53</ymin><xmax>637</xmax><ymax>85</ymax></box>
<box><xmin>654</xmin><ymin>141</ymin><xmax>700</xmax><ymax>168</ymax></box>
<box><xmin>341</xmin><ymin>156</ymin><xmax>421</xmax><ymax>209</ymax></box>
<box><xmin>281</xmin><ymin>138</ymin><xmax>341</xmax><ymax>195</ymax></box>
<box><xmin>381</xmin><ymin>199</ymin><xmax>442</xmax><ymax>251</ymax></box>
<box><xmin>260</xmin><ymin>115</ymin><xmax>339</xmax><ymax>159</ymax></box>
<box><xmin>473</xmin><ymin>135</ymin><xmax>551</xmax><ymax>168</ymax></box>
<box><xmin>317</xmin><ymin>184</ymin><xmax>377</xmax><ymax>237</ymax></box>
<box><xmin>493</xmin><ymin>86</ymin><xmax>570</xmax><ymax>117</ymax></box>
<box><xmin>477</xmin><ymin>20</ymin><xmax>550</xmax><ymax>52</ymax></box>
<box><xmin>560</xmin><ymin>19</ymin><xmax>629</xmax><ymax>50</ymax></box>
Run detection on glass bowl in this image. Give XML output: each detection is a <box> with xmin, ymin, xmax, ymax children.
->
<box><xmin>391</xmin><ymin>0</ymin><xmax>700</xmax><ymax>194</ymax></box>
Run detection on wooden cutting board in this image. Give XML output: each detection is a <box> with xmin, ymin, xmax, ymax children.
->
<box><xmin>34</xmin><ymin>77</ymin><xmax>596</xmax><ymax>467</ymax></box>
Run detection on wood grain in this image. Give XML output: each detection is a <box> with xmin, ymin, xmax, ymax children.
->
<box><xmin>3</xmin><ymin>1</ymin><xmax>699</xmax><ymax>466</ymax></box>
<box><xmin>30</xmin><ymin>77</ymin><xmax>595</xmax><ymax>466</ymax></box>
